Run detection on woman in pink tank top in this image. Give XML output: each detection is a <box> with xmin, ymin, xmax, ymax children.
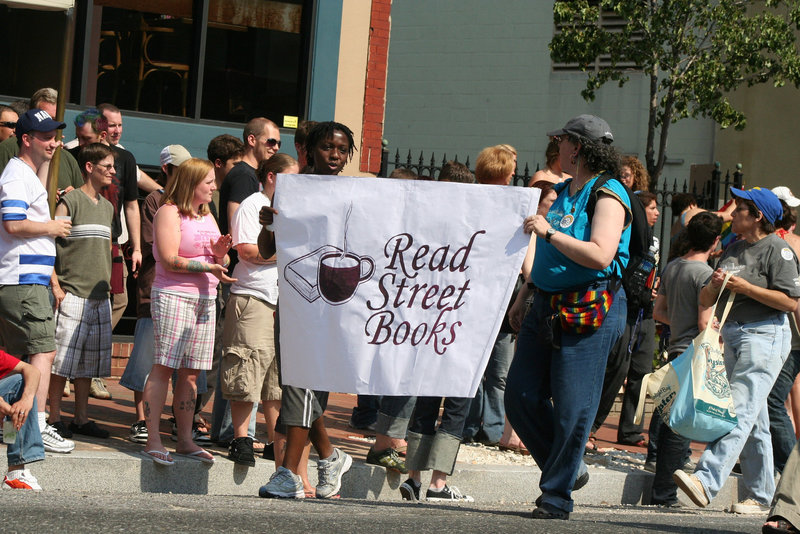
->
<box><xmin>141</xmin><ymin>158</ymin><xmax>235</xmax><ymax>466</ymax></box>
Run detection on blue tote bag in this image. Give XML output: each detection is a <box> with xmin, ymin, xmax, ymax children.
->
<box><xmin>635</xmin><ymin>273</ymin><xmax>738</xmax><ymax>442</ymax></box>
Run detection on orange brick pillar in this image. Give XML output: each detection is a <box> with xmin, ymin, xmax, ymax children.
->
<box><xmin>360</xmin><ymin>0</ymin><xmax>392</xmax><ymax>175</ymax></box>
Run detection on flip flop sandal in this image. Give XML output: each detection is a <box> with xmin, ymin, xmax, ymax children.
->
<box><xmin>585</xmin><ymin>433</ymin><xmax>598</xmax><ymax>453</ymax></box>
<box><xmin>499</xmin><ymin>444</ymin><xmax>531</xmax><ymax>456</ymax></box>
<box><xmin>175</xmin><ymin>449</ymin><xmax>215</xmax><ymax>465</ymax></box>
<box><xmin>763</xmin><ymin>518</ymin><xmax>798</xmax><ymax>534</ymax></box>
<box><xmin>141</xmin><ymin>449</ymin><xmax>175</xmax><ymax>466</ymax></box>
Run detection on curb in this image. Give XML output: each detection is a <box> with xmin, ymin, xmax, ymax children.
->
<box><xmin>1</xmin><ymin>451</ymin><xmax>741</xmax><ymax>509</ymax></box>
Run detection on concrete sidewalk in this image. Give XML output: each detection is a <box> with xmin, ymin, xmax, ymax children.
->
<box><xmin>0</xmin><ymin>377</ymin><xmax>744</xmax><ymax>509</ymax></box>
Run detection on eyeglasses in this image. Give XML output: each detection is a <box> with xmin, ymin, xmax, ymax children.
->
<box><xmin>265</xmin><ymin>138</ymin><xmax>281</xmax><ymax>148</ymax></box>
<box><xmin>0</xmin><ymin>121</ymin><xmax>16</xmax><ymax>128</ymax></box>
<box><xmin>94</xmin><ymin>163</ymin><xmax>115</xmax><ymax>171</ymax></box>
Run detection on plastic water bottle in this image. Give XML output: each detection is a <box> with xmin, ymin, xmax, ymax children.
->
<box><xmin>3</xmin><ymin>417</ymin><xmax>17</xmax><ymax>444</ymax></box>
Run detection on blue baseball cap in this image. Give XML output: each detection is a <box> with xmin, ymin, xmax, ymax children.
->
<box><xmin>730</xmin><ymin>187</ymin><xmax>783</xmax><ymax>225</ymax></box>
<box><xmin>15</xmin><ymin>108</ymin><xmax>66</xmax><ymax>137</ymax></box>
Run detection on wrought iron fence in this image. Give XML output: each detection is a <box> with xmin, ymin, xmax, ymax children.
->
<box><xmin>381</xmin><ymin>147</ymin><xmax>744</xmax><ymax>268</ymax></box>
<box><xmin>379</xmin><ymin>148</ymin><xmax>536</xmax><ymax>187</ymax></box>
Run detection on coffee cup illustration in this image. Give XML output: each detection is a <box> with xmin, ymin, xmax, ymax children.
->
<box><xmin>317</xmin><ymin>251</ymin><xmax>375</xmax><ymax>305</ymax></box>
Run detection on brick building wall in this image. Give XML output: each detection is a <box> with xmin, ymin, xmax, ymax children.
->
<box><xmin>359</xmin><ymin>0</ymin><xmax>392</xmax><ymax>174</ymax></box>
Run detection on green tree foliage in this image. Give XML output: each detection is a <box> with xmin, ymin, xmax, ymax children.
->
<box><xmin>550</xmin><ymin>0</ymin><xmax>800</xmax><ymax>186</ymax></box>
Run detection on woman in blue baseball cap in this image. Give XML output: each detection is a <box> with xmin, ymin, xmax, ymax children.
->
<box><xmin>674</xmin><ymin>186</ymin><xmax>800</xmax><ymax>514</ymax></box>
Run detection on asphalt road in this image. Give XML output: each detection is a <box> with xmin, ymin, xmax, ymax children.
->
<box><xmin>1</xmin><ymin>492</ymin><xmax>765</xmax><ymax>533</ymax></box>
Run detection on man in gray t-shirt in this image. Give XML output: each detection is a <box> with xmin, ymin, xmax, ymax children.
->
<box><xmin>649</xmin><ymin>211</ymin><xmax>723</xmax><ymax>506</ymax></box>
<box><xmin>657</xmin><ymin>258</ymin><xmax>714</xmax><ymax>355</ymax></box>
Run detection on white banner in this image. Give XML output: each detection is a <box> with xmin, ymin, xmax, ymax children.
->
<box><xmin>273</xmin><ymin>174</ymin><xmax>538</xmax><ymax>397</ymax></box>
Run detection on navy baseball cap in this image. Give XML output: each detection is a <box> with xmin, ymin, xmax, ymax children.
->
<box><xmin>730</xmin><ymin>187</ymin><xmax>783</xmax><ymax>225</ymax></box>
<box><xmin>547</xmin><ymin>114</ymin><xmax>614</xmax><ymax>144</ymax></box>
<box><xmin>15</xmin><ymin>109</ymin><xmax>66</xmax><ymax>137</ymax></box>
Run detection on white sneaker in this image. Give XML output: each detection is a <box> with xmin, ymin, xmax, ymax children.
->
<box><xmin>673</xmin><ymin>470</ymin><xmax>709</xmax><ymax>507</ymax></box>
<box><xmin>730</xmin><ymin>498</ymin><xmax>770</xmax><ymax>514</ymax></box>
<box><xmin>3</xmin><ymin>469</ymin><xmax>42</xmax><ymax>491</ymax></box>
<box><xmin>315</xmin><ymin>448</ymin><xmax>352</xmax><ymax>498</ymax></box>
<box><xmin>41</xmin><ymin>423</ymin><xmax>75</xmax><ymax>453</ymax></box>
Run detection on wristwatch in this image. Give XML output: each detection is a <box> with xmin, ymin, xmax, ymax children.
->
<box><xmin>545</xmin><ymin>227</ymin><xmax>557</xmax><ymax>243</ymax></box>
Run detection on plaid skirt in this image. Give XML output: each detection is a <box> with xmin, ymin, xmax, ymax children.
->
<box><xmin>151</xmin><ymin>289</ymin><xmax>215</xmax><ymax>370</ymax></box>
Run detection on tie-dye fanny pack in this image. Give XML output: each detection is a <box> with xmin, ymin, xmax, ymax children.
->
<box><xmin>549</xmin><ymin>288</ymin><xmax>614</xmax><ymax>335</ymax></box>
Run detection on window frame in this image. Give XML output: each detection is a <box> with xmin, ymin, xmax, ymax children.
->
<box><xmin>71</xmin><ymin>0</ymin><xmax>315</xmax><ymax>125</ymax></box>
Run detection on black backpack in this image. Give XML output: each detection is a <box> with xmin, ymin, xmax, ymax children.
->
<box><xmin>586</xmin><ymin>173</ymin><xmax>655</xmax><ymax>313</ymax></box>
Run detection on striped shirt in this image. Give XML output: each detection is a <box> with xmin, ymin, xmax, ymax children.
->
<box><xmin>0</xmin><ymin>158</ymin><xmax>56</xmax><ymax>285</ymax></box>
<box><xmin>55</xmin><ymin>188</ymin><xmax>113</xmax><ymax>299</ymax></box>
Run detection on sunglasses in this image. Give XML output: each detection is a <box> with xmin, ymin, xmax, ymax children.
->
<box><xmin>0</xmin><ymin>121</ymin><xmax>16</xmax><ymax>128</ymax></box>
<box><xmin>265</xmin><ymin>138</ymin><xmax>281</xmax><ymax>148</ymax></box>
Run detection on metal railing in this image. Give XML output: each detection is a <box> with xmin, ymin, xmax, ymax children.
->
<box><xmin>381</xmin><ymin>146</ymin><xmax>744</xmax><ymax>268</ymax></box>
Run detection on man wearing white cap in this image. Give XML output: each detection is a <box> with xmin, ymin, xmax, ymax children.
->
<box><xmin>767</xmin><ymin>185</ymin><xmax>800</xmax><ymax>475</ymax></box>
<box><xmin>773</xmin><ymin>186</ymin><xmax>800</xmax><ymax>209</ymax></box>
<box><xmin>119</xmin><ymin>145</ymin><xmax>192</xmax><ymax>444</ymax></box>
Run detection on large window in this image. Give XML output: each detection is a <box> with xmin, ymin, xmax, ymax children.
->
<box><xmin>93</xmin><ymin>0</ymin><xmax>310</xmax><ymax>121</ymax></box>
<box><xmin>0</xmin><ymin>1</ymin><xmax>312</xmax><ymax>124</ymax></box>
<box><xmin>0</xmin><ymin>5</ymin><xmax>67</xmax><ymax>99</ymax></box>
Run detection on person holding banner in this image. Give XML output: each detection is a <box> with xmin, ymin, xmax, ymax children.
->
<box><xmin>674</xmin><ymin>187</ymin><xmax>800</xmax><ymax>514</ymax></box>
<box><xmin>140</xmin><ymin>158</ymin><xmax>235</xmax><ymax>466</ymax></box>
<box><xmin>258</xmin><ymin>121</ymin><xmax>356</xmax><ymax>499</ymax></box>
<box><xmin>505</xmin><ymin>115</ymin><xmax>631</xmax><ymax>520</ymax></box>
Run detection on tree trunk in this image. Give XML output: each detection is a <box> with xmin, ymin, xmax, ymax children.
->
<box><xmin>653</xmin><ymin>85</ymin><xmax>676</xmax><ymax>189</ymax></box>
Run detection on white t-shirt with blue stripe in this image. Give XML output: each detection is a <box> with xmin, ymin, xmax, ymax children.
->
<box><xmin>0</xmin><ymin>157</ymin><xmax>56</xmax><ymax>285</ymax></box>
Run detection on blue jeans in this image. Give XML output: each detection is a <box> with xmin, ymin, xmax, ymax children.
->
<box><xmin>694</xmin><ymin>315</ymin><xmax>791</xmax><ymax>505</ymax></box>
<box><xmin>120</xmin><ymin>318</ymin><xmax>153</xmax><ymax>392</ymax></box>
<box><xmin>406</xmin><ymin>396</ymin><xmax>471</xmax><ymax>475</ymax></box>
<box><xmin>375</xmin><ymin>395</ymin><xmax>415</xmax><ymax>439</ymax></box>
<box><xmin>768</xmin><ymin>348</ymin><xmax>800</xmax><ymax>473</ymax></box>
<box><xmin>350</xmin><ymin>395</ymin><xmax>380</xmax><ymax>427</ymax></box>
<box><xmin>464</xmin><ymin>332</ymin><xmax>514</xmax><ymax>443</ymax></box>
<box><xmin>1</xmin><ymin>374</ymin><xmax>45</xmax><ymax>466</ymax></box>
<box><xmin>505</xmin><ymin>282</ymin><xmax>626</xmax><ymax>513</ymax></box>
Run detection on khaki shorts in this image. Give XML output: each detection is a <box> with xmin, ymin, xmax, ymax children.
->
<box><xmin>0</xmin><ymin>284</ymin><xmax>56</xmax><ymax>356</ymax></box>
<box><xmin>220</xmin><ymin>293</ymin><xmax>279</xmax><ymax>403</ymax></box>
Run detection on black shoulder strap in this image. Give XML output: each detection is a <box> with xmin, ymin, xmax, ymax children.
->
<box><xmin>586</xmin><ymin>172</ymin><xmax>614</xmax><ymax>222</ymax></box>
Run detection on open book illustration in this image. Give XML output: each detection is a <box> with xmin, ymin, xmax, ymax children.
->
<box><xmin>284</xmin><ymin>244</ymin><xmax>343</xmax><ymax>303</ymax></box>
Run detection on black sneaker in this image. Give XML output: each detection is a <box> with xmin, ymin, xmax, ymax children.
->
<box><xmin>228</xmin><ymin>437</ymin><xmax>256</xmax><ymax>467</ymax></box>
<box><xmin>170</xmin><ymin>417</ymin><xmax>212</xmax><ymax>443</ymax></box>
<box><xmin>399</xmin><ymin>478</ymin><xmax>421</xmax><ymax>501</ymax></box>
<box><xmin>49</xmin><ymin>420</ymin><xmax>73</xmax><ymax>439</ymax></box>
<box><xmin>425</xmin><ymin>485</ymin><xmax>474</xmax><ymax>502</ymax></box>
<box><xmin>130</xmin><ymin>420</ymin><xmax>148</xmax><ymax>443</ymax></box>
<box><xmin>69</xmin><ymin>420</ymin><xmax>110</xmax><ymax>439</ymax></box>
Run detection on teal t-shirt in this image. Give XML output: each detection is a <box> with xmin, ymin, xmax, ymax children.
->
<box><xmin>532</xmin><ymin>174</ymin><xmax>632</xmax><ymax>292</ymax></box>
